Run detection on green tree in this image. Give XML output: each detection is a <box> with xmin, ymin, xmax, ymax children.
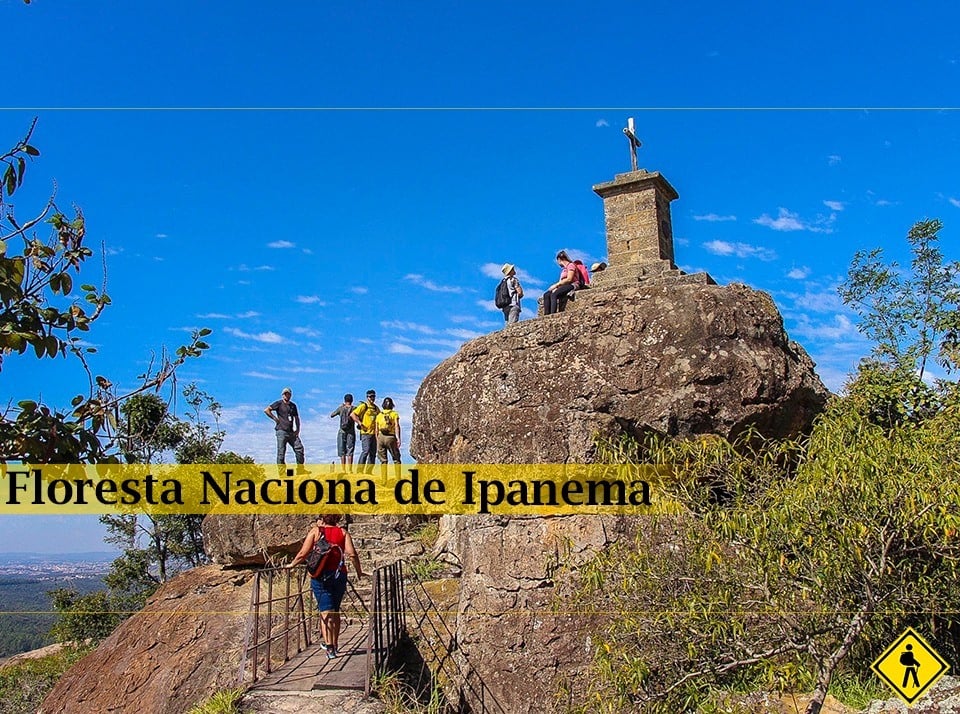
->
<box><xmin>48</xmin><ymin>588</ymin><xmax>121</xmax><ymax>645</ymax></box>
<box><xmin>99</xmin><ymin>384</ymin><xmax>252</xmax><ymax>611</ymax></box>
<box><xmin>839</xmin><ymin>218</ymin><xmax>960</xmax><ymax>429</ymax></box>
<box><xmin>0</xmin><ymin>121</ymin><xmax>211</xmax><ymax>463</ymax></box>
<box><xmin>574</xmin><ymin>219</ymin><xmax>960</xmax><ymax>714</ymax></box>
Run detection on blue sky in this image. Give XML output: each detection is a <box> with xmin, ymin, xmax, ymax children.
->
<box><xmin>2</xmin><ymin>0</ymin><xmax>959</xmax><ymax>551</ymax></box>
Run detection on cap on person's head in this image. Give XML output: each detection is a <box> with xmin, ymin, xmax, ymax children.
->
<box><xmin>591</xmin><ymin>261</ymin><xmax>607</xmax><ymax>272</ymax></box>
<box><xmin>366</xmin><ymin>389</ymin><xmax>376</xmax><ymax>398</ymax></box>
<box><xmin>282</xmin><ymin>387</ymin><xmax>292</xmax><ymax>395</ymax></box>
<box><xmin>501</xmin><ymin>263</ymin><xmax>515</xmax><ymax>276</ymax></box>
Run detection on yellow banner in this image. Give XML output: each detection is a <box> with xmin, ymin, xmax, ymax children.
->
<box><xmin>0</xmin><ymin>464</ymin><xmax>674</xmax><ymax>516</ymax></box>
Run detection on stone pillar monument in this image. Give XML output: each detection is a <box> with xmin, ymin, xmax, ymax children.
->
<box><xmin>586</xmin><ymin>122</ymin><xmax>713</xmax><ymax>290</ymax></box>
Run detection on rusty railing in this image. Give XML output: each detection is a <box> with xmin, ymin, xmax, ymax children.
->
<box><xmin>364</xmin><ymin>560</ymin><xmax>406</xmax><ymax>695</ymax></box>
<box><xmin>238</xmin><ymin>566</ymin><xmax>313</xmax><ymax>683</ymax></box>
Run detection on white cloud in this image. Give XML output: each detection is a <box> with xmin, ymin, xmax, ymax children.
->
<box><xmin>595</xmin><ymin>119</ymin><xmax>609</xmax><ymax>128</ymax></box>
<box><xmin>786</xmin><ymin>267</ymin><xmax>810</xmax><ymax>280</ymax></box>
<box><xmin>480</xmin><ymin>262</ymin><xmax>544</xmax><ymax>287</ymax></box>
<box><xmin>446</xmin><ymin>328</ymin><xmax>484</xmax><ymax>340</ymax></box>
<box><xmin>350</xmin><ymin>286</ymin><xmax>368</xmax><ymax>295</ymax></box>
<box><xmin>874</xmin><ymin>199</ymin><xmax>895</xmax><ymax>207</ymax></box>
<box><xmin>403</xmin><ymin>274</ymin><xmax>464</xmax><ymax>293</ymax></box>
<box><xmin>267</xmin><ymin>240</ymin><xmax>295</xmax><ymax>249</ymax></box>
<box><xmin>388</xmin><ymin>342</ymin><xmax>452</xmax><ymax>359</ymax></box>
<box><xmin>827</xmin><ymin>155</ymin><xmax>842</xmax><ymax>166</ymax></box>
<box><xmin>477</xmin><ymin>298</ymin><xmax>502</xmax><ymax>312</ymax></box>
<box><xmin>197</xmin><ymin>311</ymin><xmax>259</xmax><ymax>319</ymax></box>
<box><xmin>381</xmin><ymin>320</ymin><xmax>436</xmax><ymax>334</ymax></box>
<box><xmin>703</xmin><ymin>240</ymin><xmax>777</xmax><ymax>261</ymax></box>
<box><xmin>791</xmin><ymin>314</ymin><xmax>857</xmax><ymax>341</ymax></box>
<box><xmin>296</xmin><ymin>295</ymin><xmax>326</xmax><ymax>304</ymax></box>
<box><xmin>949</xmin><ymin>197</ymin><xmax>960</xmax><ymax>208</ymax></box>
<box><xmin>243</xmin><ymin>371</ymin><xmax>283</xmax><ymax>380</ymax></box>
<box><xmin>155</xmin><ymin>233</ymin><xmax>168</xmax><ymax>239</ymax></box>
<box><xmin>293</xmin><ymin>327</ymin><xmax>322</xmax><ymax>338</ymax></box>
<box><xmin>792</xmin><ymin>287</ymin><xmax>845</xmax><ymax>313</ymax></box>
<box><xmin>224</xmin><ymin>327</ymin><xmax>285</xmax><ymax>344</ymax></box>
<box><xmin>237</xmin><ymin>264</ymin><xmax>276</xmax><ymax>272</ymax></box>
<box><xmin>693</xmin><ymin>213</ymin><xmax>736</xmax><ymax>222</ymax></box>
<box><xmin>754</xmin><ymin>208</ymin><xmax>805</xmax><ymax>232</ymax></box>
<box><xmin>823</xmin><ymin>200</ymin><xmax>845</xmax><ymax>211</ymax></box>
<box><xmin>754</xmin><ymin>207</ymin><xmax>835</xmax><ymax>234</ymax></box>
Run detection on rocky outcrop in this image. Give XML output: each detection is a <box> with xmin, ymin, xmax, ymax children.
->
<box><xmin>203</xmin><ymin>515</ymin><xmax>429</xmax><ymax>568</ymax></box>
<box><xmin>412</xmin><ymin>282</ymin><xmax>829</xmax><ymax>463</ymax></box>
<box><xmin>430</xmin><ymin>514</ymin><xmax>643</xmax><ymax>711</ymax></box>
<box><xmin>202</xmin><ymin>514</ymin><xmax>316</xmax><ymax>566</ymax></box>
<box><xmin>40</xmin><ymin>566</ymin><xmax>252</xmax><ymax>714</ymax></box>
<box><xmin>411</xmin><ymin>281</ymin><xmax>831</xmax><ymax>711</ymax></box>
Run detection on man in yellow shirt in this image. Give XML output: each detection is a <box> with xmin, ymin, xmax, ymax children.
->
<box><xmin>351</xmin><ymin>389</ymin><xmax>380</xmax><ymax>475</ymax></box>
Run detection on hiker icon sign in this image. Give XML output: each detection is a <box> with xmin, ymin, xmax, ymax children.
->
<box><xmin>871</xmin><ymin>627</ymin><xmax>950</xmax><ymax>705</ymax></box>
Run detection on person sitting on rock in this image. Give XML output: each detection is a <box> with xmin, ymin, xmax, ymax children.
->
<box><xmin>287</xmin><ymin>514</ymin><xmax>364</xmax><ymax>659</ymax></box>
<box><xmin>542</xmin><ymin>249</ymin><xmax>579</xmax><ymax>315</ymax></box>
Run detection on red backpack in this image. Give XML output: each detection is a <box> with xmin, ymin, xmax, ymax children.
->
<box><xmin>572</xmin><ymin>260</ymin><xmax>591</xmax><ymax>287</ymax></box>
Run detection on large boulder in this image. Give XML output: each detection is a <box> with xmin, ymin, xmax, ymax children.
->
<box><xmin>40</xmin><ymin>565</ymin><xmax>252</xmax><ymax>714</ymax></box>
<box><xmin>411</xmin><ymin>281</ymin><xmax>830</xmax><ymax>711</ymax></box>
<box><xmin>411</xmin><ymin>282</ymin><xmax>829</xmax><ymax>463</ymax></box>
<box><xmin>203</xmin><ymin>514</ymin><xmax>429</xmax><ymax>568</ymax></box>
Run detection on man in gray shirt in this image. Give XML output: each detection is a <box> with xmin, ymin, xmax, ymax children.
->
<box><xmin>264</xmin><ymin>387</ymin><xmax>305</xmax><ymax>468</ymax></box>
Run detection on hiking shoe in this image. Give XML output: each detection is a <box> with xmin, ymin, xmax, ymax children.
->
<box><xmin>326</xmin><ymin>648</ymin><xmax>337</xmax><ymax>660</ymax></box>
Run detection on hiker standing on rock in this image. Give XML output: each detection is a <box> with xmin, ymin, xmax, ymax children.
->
<box><xmin>330</xmin><ymin>393</ymin><xmax>356</xmax><ymax>472</ymax></box>
<box><xmin>287</xmin><ymin>514</ymin><xmax>364</xmax><ymax>659</ymax></box>
<box><xmin>264</xmin><ymin>387</ymin><xmax>306</xmax><ymax>469</ymax></box>
<box><xmin>496</xmin><ymin>263</ymin><xmax>524</xmax><ymax>324</ymax></box>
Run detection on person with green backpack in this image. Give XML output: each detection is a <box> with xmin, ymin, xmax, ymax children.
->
<box><xmin>376</xmin><ymin>397</ymin><xmax>402</xmax><ymax>480</ymax></box>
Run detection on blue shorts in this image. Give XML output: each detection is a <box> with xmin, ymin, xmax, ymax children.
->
<box><xmin>311</xmin><ymin>570</ymin><xmax>347</xmax><ymax>612</ymax></box>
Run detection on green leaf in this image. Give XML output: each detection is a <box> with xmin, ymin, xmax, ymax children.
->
<box><xmin>80</xmin><ymin>283</ymin><xmax>96</xmax><ymax>291</ymax></box>
<box><xmin>24</xmin><ymin>144</ymin><xmax>40</xmax><ymax>157</ymax></box>
<box><xmin>198</xmin><ymin>328</ymin><xmax>212</xmax><ymax>337</ymax></box>
<box><xmin>195</xmin><ymin>341</ymin><xmax>209</xmax><ymax>350</ymax></box>
<box><xmin>60</xmin><ymin>272</ymin><xmax>72</xmax><ymax>295</ymax></box>
<box><xmin>17</xmin><ymin>400</ymin><xmax>38</xmax><ymax>412</ymax></box>
<box><xmin>16</xmin><ymin>157</ymin><xmax>25</xmax><ymax>186</ymax></box>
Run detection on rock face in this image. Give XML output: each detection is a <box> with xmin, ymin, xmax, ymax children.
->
<box><xmin>203</xmin><ymin>514</ymin><xmax>430</xmax><ymax>568</ymax></box>
<box><xmin>412</xmin><ymin>282</ymin><xmax>829</xmax><ymax>463</ymax></box>
<box><xmin>411</xmin><ymin>282</ymin><xmax>830</xmax><ymax>711</ymax></box>
<box><xmin>202</xmin><ymin>513</ymin><xmax>316</xmax><ymax>566</ymax></box>
<box><xmin>430</xmin><ymin>514</ymin><xmax>644</xmax><ymax>712</ymax></box>
<box><xmin>40</xmin><ymin>565</ymin><xmax>253</xmax><ymax>714</ymax></box>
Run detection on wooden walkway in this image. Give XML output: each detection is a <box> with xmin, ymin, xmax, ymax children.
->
<box><xmin>251</xmin><ymin>617</ymin><xmax>368</xmax><ymax>691</ymax></box>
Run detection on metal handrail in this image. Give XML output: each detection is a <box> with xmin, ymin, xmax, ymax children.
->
<box><xmin>240</xmin><ymin>561</ymin><xmax>406</xmax><ymax>694</ymax></box>
<box><xmin>238</xmin><ymin>566</ymin><xmax>313</xmax><ymax>683</ymax></box>
<box><xmin>365</xmin><ymin>560</ymin><xmax>406</xmax><ymax>696</ymax></box>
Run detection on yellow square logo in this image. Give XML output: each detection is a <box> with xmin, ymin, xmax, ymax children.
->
<box><xmin>871</xmin><ymin>627</ymin><xmax>950</xmax><ymax>705</ymax></box>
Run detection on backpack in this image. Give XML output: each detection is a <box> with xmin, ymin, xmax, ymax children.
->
<box><xmin>572</xmin><ymin>260</ymin><xmax>591</xmax><ymax>288</ymax></box>
<box><xmin>494</xmin><ymin>278</ymin><xmax>511</xmax><ymax>309</ymax></box>
<box><xmin>379</xmin><ymin>411</ymin><xmax>395</xmax><ymax>436</ymax></box>
<box><xmin>304</xmin><ymin>527</ymin><xmax>344</xmax><ymax>579</ymax></box>
<box><xmin>354</xmin><ymin>402</ymin><xmax>379</xmax><ymax>433</ymax></box>
<box><xmin>338</xmin><ymin>405</ymin><xmax>354</xmax><ymax>432</ymax></box>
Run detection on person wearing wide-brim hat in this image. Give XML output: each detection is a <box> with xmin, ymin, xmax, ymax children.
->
<box><xmin>499</xmin><ymin>263</ymin><xmax>524</xmax><ymax>325</ymax></box>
